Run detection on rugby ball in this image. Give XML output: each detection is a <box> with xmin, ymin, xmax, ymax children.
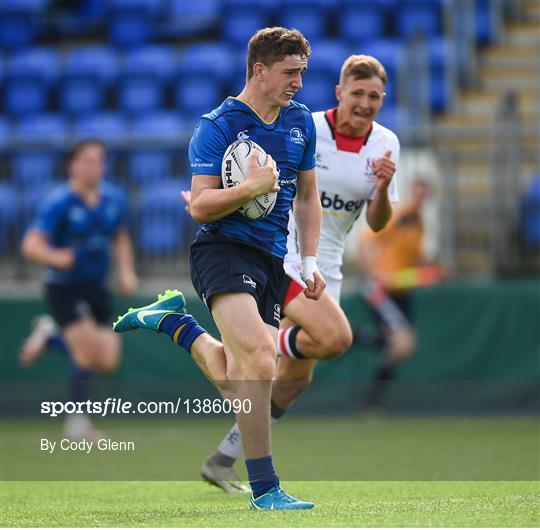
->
<box><xmin>221</xmin><ymin>139</ymin><xmax>278</xmax><ymax>219</ymax></box>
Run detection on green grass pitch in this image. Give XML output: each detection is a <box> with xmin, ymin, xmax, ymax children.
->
<box><xmin>1</xmin><ymin>481</ymin><xmax>538</xmax><ymax>527</ymax></box>
<box><xmin>1</xmin><ymin>416</ymin><xmax>538</xmax><ymax>526</ymax></box>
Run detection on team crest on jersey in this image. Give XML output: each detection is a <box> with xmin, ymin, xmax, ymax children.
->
<box><xmin>364</xmin><ymin>158</ymin><xmax>376</xmax><ymax>182</ymax></box>
<box><xmin>289</xmin><ymin>127</ymin><xmax>305</xmax><ymax>145</ymax></box>
<box><xmin>237</xmin><ymin>129</ymin><xmax>250</xmax><ymax>140</ymax></box>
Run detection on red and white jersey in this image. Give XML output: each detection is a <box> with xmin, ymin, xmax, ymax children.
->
<box><xmin>285</xmin><ymin>110</ymin><xmax>400</xmax><ymax>287</ymax></box>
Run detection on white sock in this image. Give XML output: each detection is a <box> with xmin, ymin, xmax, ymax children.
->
<box><xmin>217</xmin><ymin>422</ymin><xmax>243</xmax><ymax>460</ymax></box>
<box><xmin>277</xmin><ymin>327</ymin><xmax>300</xmax><ymax>358</ymax></box>
<box><xmin>217</xmin><ymin>418</ymin><xmax>279</xmax><ymax>461</ymax></box>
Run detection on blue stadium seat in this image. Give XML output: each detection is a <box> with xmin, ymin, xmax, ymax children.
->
<box><xmin>520</xmin><ymin>176</ymin><xmax>540</xmax><ymax>248</ymax></box>
<box><xmin>280</xmin><ymin>7</ymin><xmax>326</xmax><ymax>41</ymax></box>
<box><xmin>106</xmin><ymin>0</ymin><xmax>162</xmax><ymax>48</ymax></box>
<box><xmin>119</xmin><ymin>46</ymin><xmax>175</xmax><ymax>115</ymax></box>
<box><xmin>128</xmin><ymin>150</ymin><xmax>174</xmax><ymax>184</ymax></box>
<box><xmin>162</xmin><ymin>0</ymin><xmax>221</xmax><ymax>37</ymax></box>
<box><xmin>339</xmin><ymin>4</ymin><xmax>384</xmax><ymax>43</ymax></box>
<box><xmin>221</xmin><ymin>9</ymin><xmax>268</xmax><ymax>46</ymax></box>
<box><xmin>5</xmin><ymin>48</ymin><xmax>59</xmax><ymax>116</ymax></box>
<box><xmin>309</xmin><ymin>40</ymin><xmax>351</xmax><ymax>79</ymax></box>
<box><xmin>178</xmin><ymin>43</ymin><xmax>235</xmax><ymax>82</ymax></box>
<box><xmin>175</xmin><ymin>75</ymin><xmax>224</xmax><ymax>119</ymax></box>
<box><xmin>11</xmin><ymin>114</ymin><xmax>65</xmax><ymax>187</ymax></box>
<box><xmin>11</xmin><ymin>114</ymin><xmax>65</xmax><ymax>189</ymax></box>
<box><xmin>0</xmin><ymin>181</ymin><xmax>18</xmax><ymax>226</ymax></box>
<box><xmin>74</xmin><ymin>112</ymin><xmax>128</xmax><ymax>144</ymax></box>
<box><xmin>12</xmin><ymin>152</ymin><xmax>57</xmax><ymax>187</ymax></box>
<box><xmin>131</xmin><ymin>112</ymin><xmax>190</xmax><ymax>142</ymax></box>
<box><xmin>295</xmin><ymin>72</ymin><xmax>335</xmax><ymax>113</ymax></box>
<box><xmin>397</xmin><ymin>2</ymin><xmax>441</xmax><ymax>39</ymax></box>
<box><xmin>61</xmin><ymin>46</ymin><xmax>118</xmax><ymax>115</ymax></box>
<box><xmin>14</xmin><ymin>114</ymin><xmax>68</xmax><ymax>146</ymax></box>
<box><xmin>0</xmin><ymin>0</ymin><xmax>47</xmax><ymax>49</ymax></box>
<box><xmin>0</xmin><ymin>116</ymin><xmax>10</xmax><ymax>142</ymax></box>
<box><xmin>136</xmin><ymin>179</ymin><xmax>186</xmax><ymax>255</ymax></box>
<box><xmin>0</xmin><ymin>182</ymin><xmax>18</xmax><ymax>253</ymax></box>
<box><xmin>359</xmin><ymin>39</ymin><xmax>403</xmax><ymax>105</ymax></box>
<box><xmin>475</xmin><ymin>0</ymin><xmax>496</xmax><ymax>44</ymax></box>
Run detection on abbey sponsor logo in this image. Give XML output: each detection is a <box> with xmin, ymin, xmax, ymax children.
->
<box><xmin>237</xmin><ymin>129</ymin><xmax>250</xmax><ymax>140</ymax></box>
<box><xmin>289</xmin><ymin>127</ymin><xmax>305</xmax><ymax>145</ymax></box>
<box><xmin>320</xmin><ymin>191</ymin><xmax>363</xmax><ymax>212</ymax></box>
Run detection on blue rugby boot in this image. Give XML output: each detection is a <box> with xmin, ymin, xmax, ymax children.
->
<box><xmin>250</xmin><ymin>486</ymin><xmax>315</xmax><ymax>510</ymax></box>
<box><xmin>113</xmin><ymin>289</ymin><xmax>186</xmax><ymax>333</ymax></box>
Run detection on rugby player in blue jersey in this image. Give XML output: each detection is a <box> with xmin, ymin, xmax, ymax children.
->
<box><xmin>20</xmin><ymin>139</ymin><xmax>138</xmax><ymax>440</ymax></box>
<box><xmin>113</xmin><ymin>27</ymin><xmax>324</xmax><ymax>510</ymax></box>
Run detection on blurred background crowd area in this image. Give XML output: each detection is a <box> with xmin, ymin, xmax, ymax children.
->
<box><xmin>0</xmin><ymin>0</ymin><xmax>539</xmax><ymax>291</ymax></box>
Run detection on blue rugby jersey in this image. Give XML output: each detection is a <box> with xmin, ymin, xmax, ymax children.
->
<box><xmin>31</xmin><ymin>181</ymin><xmax>127</xmax><ymax>285</ymax></box>
<box><xmin>189</xmin><ymin>97</ymin><xmax>316</xmax><ymax>260</ymax></box>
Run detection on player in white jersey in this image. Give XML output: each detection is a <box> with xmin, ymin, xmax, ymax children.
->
<box><xmin>198</xmin><ymin>55</ymin><xmax>399</xmax><ymax>493</ymax></box>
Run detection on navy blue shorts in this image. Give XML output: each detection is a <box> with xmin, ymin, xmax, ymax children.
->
<box><xmin>190</xmin><ymin>231</ymin><xmax>285</xmax><ymax>328</ymax></box>
<box><xmin>45</xmin><ymin>283</ymin><xmax>112</xmax><ymax>328</ymax></box>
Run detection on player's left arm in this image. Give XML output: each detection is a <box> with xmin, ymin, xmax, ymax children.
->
<box><xmin>295</xmin><ymin>167</ymin><xmax>326</xmax><ymax>300</ymax></box>
<box><xmin>113</xmin><ymin>223</ymin><xmax>138</xmax><ymax>297</ymax></box>
<box><xmin>366</xmin><ymin>149</ymin><xmax>395</xmax><ymax>231</ymax></box>
<box><xmin>366</xmin><ymin>143</ymin><xmax>399</xmax><ymax>232</ymax></box>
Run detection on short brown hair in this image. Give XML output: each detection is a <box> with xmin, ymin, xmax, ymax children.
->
<box><xmin>67</xmin><ymin>139</ymin><xmax>106</xmax><ymax>164</ymax></box>
<box><xmin>246</xmin><ymin>27</ymin><xmax>311</xmax><ymax>80</ymax></box>
<box><xmin>339</xmin><ymin>55</ymin><xmax>387</xmax><ymax>86</ymax></box>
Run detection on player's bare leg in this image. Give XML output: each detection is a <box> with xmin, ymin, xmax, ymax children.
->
<box><xmin>210</xmin><ymin>293</ymin><xmax>277</xmax><ymax>459</ymax></box>
<box><xmin>279</xmin><ymin>290</ymin><xmax>352</xmax><ymax>359</ymax></box>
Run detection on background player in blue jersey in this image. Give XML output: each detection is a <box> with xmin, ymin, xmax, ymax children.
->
<box><xmin>20</xmin><ymin>139</ymin><xmax>138</xmax><ymax>440</ymax></box>
<box><xmin>113</xmin><ymin>27</ymin><xmax>325</xmax><ymax>510</ymax></box>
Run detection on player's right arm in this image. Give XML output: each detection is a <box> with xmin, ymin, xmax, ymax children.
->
<box><xmin>21</xmin><ymin>230</ymin><xmax>74</xmax><ymax>270</ymax></box>
<box><xmin>188</xmin><ymin>119</ymin><xmax>278</xmax><ymax>223</ymax></box>
<box><xmin>190</xmin><ymin>154</ymin><xmax>279</xmax><ymax>224</ymax></box>
<box><xmin>20</xmin><ymin>191</ymin><xmax>75</xmax><ymax>270</ymax></box>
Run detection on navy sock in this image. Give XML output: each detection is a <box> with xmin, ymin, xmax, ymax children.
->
<box><xmin>245</xmin><ymin>455</ymin><xmax>279</xmax><ymax>498</ymax></box>
<box><xmin>158</xmin><ymin>313</ymin><xmax>206</xmax><ymax>354</ymax></box>
<box><xmin>69</xmin><ymin>363</ymin><xmax>91</xmax><ymax>404</ymax></box>
<box><xmin>47</xmin><ymin>333</ymin><xmax>69</xmax><ymax>355</ymax></box>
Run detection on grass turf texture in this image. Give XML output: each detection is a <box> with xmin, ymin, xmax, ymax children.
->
<box><xmin>2</xmin><ymin>416</ymin><xmax>538</xmax><ymax>480</ymax></box>
<box><xmin>1</xmin><ymin>481</ymin><xmax>538</xmax><ymax>527</ymax></box>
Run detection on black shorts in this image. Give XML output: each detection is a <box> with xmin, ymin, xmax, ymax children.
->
<box><xmin>45</xmin><ymin>283</ymin><xmax>113</xmax><ymax>328</ymax></box>
<box><xmin>190</xmin><ymin>231</ymin><xmax>285</xmax><ymax>328</ymax></box>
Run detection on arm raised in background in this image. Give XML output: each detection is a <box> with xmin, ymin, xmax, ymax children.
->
<box><xmin>366</xmin><ymin>149</ymin><xmax>396</xmax><ymax>232</ymax></box>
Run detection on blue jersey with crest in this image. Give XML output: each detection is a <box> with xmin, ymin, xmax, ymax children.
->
<box><xmin>31</xmin><ymin>182</ymin><xmax>127</xmax><ymax>285</ymax></box>
<box><xmin>189</xmin><ymin>97</ymin><xmax>316</xmax><ymax>260</ymax></box>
